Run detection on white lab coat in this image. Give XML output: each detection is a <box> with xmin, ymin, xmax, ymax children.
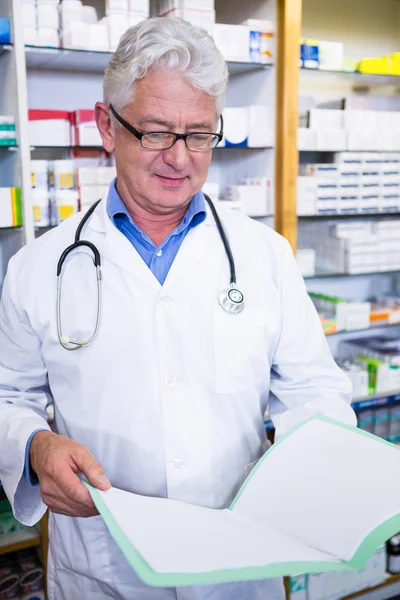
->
<box><xmin>0</xmin><ymin>192</ymin><xmax>356</xmax><ymax>600</ymax></box>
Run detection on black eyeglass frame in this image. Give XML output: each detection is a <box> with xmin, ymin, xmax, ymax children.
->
<box><xmin>109</xmin><ymin>104</ymin><xmax>224</xmax><ymax>151</ymax></box>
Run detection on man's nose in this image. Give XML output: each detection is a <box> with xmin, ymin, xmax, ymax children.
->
<box><xmin>162</xmin><ymin>138</ymin><xmax>190</xmax><ymax>171</ymax></box>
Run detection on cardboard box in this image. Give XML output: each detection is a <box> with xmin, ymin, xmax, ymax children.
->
<box><xmin>223</xmin><ymin>107</ymin><xmax>248</xmax><ymax>147</ymax></box>
<box><xmin>28</xmin><ymin>110</ymin><xmax>71</xmax><ymax>146</ymax></box>
<box><xmin>213</xmin><ymin>24</ymin><xmax>250</xmax><ymax>62</ymax></box>
<box><xmin>72</xmin><ymin>110</ymin><xmax>102</xmax><ymax>147</ymax></box>
<box><xmin>62</xmin><ymin>22</ymin><xmax>89</xmax><ymax>49</ymax></box>
<box><xmin>37</xmin><ymin>3</ymin><xmax>59</xmax><ymax>28</ymax></box>
<box><xmin>248</xmin><ymin>105</ymin><xmax>273</xmax><ymax>147</ymax></box>
<box><xmin>37</xmin><ymin>26</ymin><xmax>59</xmax><ymax>47</ymax></box>
<box><xmin>297</xmin><ymin>128</ymin><xmax>317</xmax><ymax>151</ymax></box>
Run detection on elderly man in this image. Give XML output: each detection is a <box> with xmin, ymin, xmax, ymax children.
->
<box><xmin>0</xmin><ymin>17</ymin><xmax>356</xmax><ymax>600</ymax></box>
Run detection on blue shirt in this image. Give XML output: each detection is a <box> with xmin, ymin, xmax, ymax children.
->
<box><xmin>107</xmin><ymin>179</ymin><xmax>207</xmax><ymax>285</ymax></box>
<box><xmin>24</xmin><ymin>180</ymin><xmax>207</xmax><ymax>484</ymax></box>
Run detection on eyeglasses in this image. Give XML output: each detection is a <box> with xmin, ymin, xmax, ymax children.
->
<box><xmin>109</xmin><ymin>104</ymin><xmax>223</xmax><ymax>152</ymax></box>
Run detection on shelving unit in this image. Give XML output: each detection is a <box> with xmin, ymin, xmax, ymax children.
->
<box><xmin>0</xmin><ymin>0</ymin><xmax>282</xmax><ymax>291</ymax></box>
<box><xmin>265</xmin><ymin>388</ymin><xmax>400</xmax><ymax>430</ymax></box>
<box><xmin>0</xmin><ymin>525</ymin><xmax>40</xmax><ymax>555</ymax></box>
<box><xmin>24</xmin><ymin>44</ymin><xmax>273</xmax><ymax>74</ymax></box>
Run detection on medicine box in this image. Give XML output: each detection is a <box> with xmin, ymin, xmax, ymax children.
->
<box><xmin>223</xmin><ymin>107</ymin><xmax>248</xmax><ymax>147</ymax></box>
<box><xmin>72</xmin><ymin>110</ymin><xmax>102</xmax><ymax>147</ymax></box>
<box><xmin>129</xmin><ymin>0</ymin><xmax>150</xmax><ymax>14</ymax></box>
<box><xmin>213</xmin><ymin>24</ymin><xmax>250</xmax><ymax>63</ymax></box>
<box><xmin>0</xmin><ymin>188</ymin><xmax>22</xmax><ymax>228</ymax></box>
<box><xmin>28</xmin><ymin>110</ymin><xmax>71</xmax><ymax>147</ymax></box>
<box><xmin>248</xmin><ymin>105</ymin><xmax>273</xmax><ymax>147</ymax></box>
<box><xmin>0</xmin><ymin>19</ymin><xmax>11</xmax><ymax>44</ymax></box>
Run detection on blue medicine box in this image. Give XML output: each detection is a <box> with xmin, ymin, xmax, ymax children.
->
<box><xmin>0</xmin><ymin>19</ymin><xmax>11</xmax><ymax>45</ymax></box>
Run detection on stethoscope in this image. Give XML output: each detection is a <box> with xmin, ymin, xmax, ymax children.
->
<box><xmin>56</xmin><ymin>195</ymin><xmax>244</xmax><ymax>351</ymax></box>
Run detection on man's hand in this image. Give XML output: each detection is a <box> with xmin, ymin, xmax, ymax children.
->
<box><xmin>30</xmin><ymin>431</ymin><xmax>111</xmax><ymax>517</ymax></box>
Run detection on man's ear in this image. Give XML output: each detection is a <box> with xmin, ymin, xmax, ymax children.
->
<box><xmin>95</xmin><ymin>102</ymin><xmax>115</xmax><ymax>153</ymax></box>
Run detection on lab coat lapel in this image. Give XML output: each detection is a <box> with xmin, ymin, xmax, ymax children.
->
<box><xmin>87</xmin><ymin>195</ymin><xmax>161</xmax><ymax>291</ymax></box>
<box><xmin>163</xmin><ymin>209</ymin><xmax>217</xmax><ymax>290</ymax></box>
<box><xmin>86</xmin><ymin>194</ymin><xmax>218</xmax><ymax>291</ymax></box>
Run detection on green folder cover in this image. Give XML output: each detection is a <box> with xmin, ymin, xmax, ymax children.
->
<box><xmin>85</xmin><ymin>415</ymin><xmax>400</xmax><ymax>587</ymax></box>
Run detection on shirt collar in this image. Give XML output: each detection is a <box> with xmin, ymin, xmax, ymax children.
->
<box><xmin>106</xmin><ymin>178</ymin><xmax>207</xmax><ymax>242</ymax></box>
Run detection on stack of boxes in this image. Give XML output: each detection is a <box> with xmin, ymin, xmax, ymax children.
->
<box><xmin>299</xmin><ymin>39</ymin><xmax>344</xmax><ymax>71</ymax></box>
<box><xmin>151</xmin><ymin>2</ymin><xmax>274</xmax><ymax>64</ymax></box>
<box><xmin>22</xmin><ymin>0</ymin><xmax>60</xmax><ymax>48</ymax></box>
<box><xmin>213</xmin><ymin>20</ymin><xmax>274</xmax><ymax>63</ymax></box>
<box><xmin>309</xmin><ymin>292</ymin><xmax>371</xmax><ymax>334</ymax></box>
<box><xmin>151</xmin><ymin>0</ymin><xmax>215</xmax><ymax>36</ymax></box>
<box><xmin>21</xmin><ymin>0</ymin><xmax>149</xmax><ymax>51</ymax></box>
<box><xmin>298</xmin><ymin>218</ymin><xmax>400</xmax><ymax>274</ymax></box>
<box><xmin>222</xmin><ymin>105</ymin><xmax>273</xmax><ymax>148</ymax></box>
<box><xmin>21</xmin><ymin>1</ymin><xmax>275</xmax><ymax>62</ymax></box>
<box><xmin>297</xmin><ymin>153</ymin><xmax>400</xmax><ymax>216</ymax></box>
<box><xmin>31</xmin><ymin>159</ymin><xmax>79</xmax><ymax>226</ymax></box>
<box><xmin>31</xmin><ymin>161</ymin><xmax>116</xmax><ymax>226</ymax></box>
<box><xmin>28</xmin><ymin>108</ymin><xmax>101</xmax><ymax>147</ymax></box>
<box><xmin>105</xmin><ymin>0</ymin><xmax>149</xmax><ymax>51</ymax></box>
<box><xmin>224</xmin><ymin>178</ymin><xmax>272</xmax><ymax>217</ymax></box>
<box><xmin>0</xmin><ymin>188</ymin><xmax>22</xmax><ymax>228</ymax></box>
<box><xmin>290</xmin><ymin>547</ymin><xmax>386</xmax><ymax>600</ymax></box>
<box><xmin>298</xmin><ymin>108</ymin><xmax>400</xmax><ymax>153</ymax></box>
<box><xmin>77</xmin><ymin>165</ymin><xmax>116</xmax><ymax>212</ymax></box>
<box><xmin>310</xmin><ymin>292</ymin><xmax>400</xmax><ymax>335</ymax></box>
<box><xmin>0</xmin><ymin>116</ymin><xmax>16</xmax><ymax>147</ymax></box>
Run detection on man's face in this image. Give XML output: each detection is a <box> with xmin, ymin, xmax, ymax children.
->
<box><xmin>101</xmin><ymin>70</ymin><xmax>217</xmax><ymax>215</ymax></box>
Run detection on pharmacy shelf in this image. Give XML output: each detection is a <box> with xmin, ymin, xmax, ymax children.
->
<box><xmin>0</xmin><ymin>44</ymin><xmax>13</xmax><ymax>57</ymax></box>
<box><xmin>352</xmin><ymin>389</ymin><xmax>400</xmax><ymax>412</ymax></box>
<box><xmin>0</xmin><ymin>526</ymin><xmax>40</xmax><ymax>555</ymax></box>
<box><xmin>300</xmin><ymin>66</ymin><xmax>400</xmax><ymax>86</ymax></box>
<box><xmin>299</xmin><ymin>212</ymin><xmax>400</xmax><ymax>220</ymax></box>
<box><xmin>264</xmin><ymin>389</ymin><xmax>400</xmax><ymax>429</ymax></box>
<box><xmin>300</xmin><ymin>149</ymin><xmax>400</xmax><ymax>153</ymax></box>
<box><xmin>29</xmin><ymin>145</ymin><xmax>273</xmax><ymax>151</ymax></box>
<box><xmin>24</xmin><ymin>45</ymin><xmax>273</xmax><ymax>75</ymax></box>
<box><xmin>30</xmin><ymin>145</ymin><xmax>106</xmax><ymax>150</ymax></box>
<box><xmin>304</xmin><ymin>269</ymin><xmax>400</xmax><ymax>280</ymax></box>
<box><xmin>326</xmin><ymin>322</ymin><xmax>400</xmax><ymax>337</ymax></box>
<box><xmin>342</xmin><ymin>572</ymin><xmax>400</xmax><ymax>600</ymax></box>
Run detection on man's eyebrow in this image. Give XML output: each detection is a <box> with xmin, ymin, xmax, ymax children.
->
<box><xmin>136</xmin><ymin>116</ymin><xmax>216</xmax><ymax>130</ymax></box>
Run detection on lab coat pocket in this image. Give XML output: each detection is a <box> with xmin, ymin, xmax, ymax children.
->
<box><xmin>212</xmin><ymin>305</ymin><xmax>276</xmax><ymax>394</ymax></box>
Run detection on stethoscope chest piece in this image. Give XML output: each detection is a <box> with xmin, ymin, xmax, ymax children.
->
<box><xmin>219</xmin><ymin>286</ymin><xmax>245</xmax><ymax>314</ymax></box>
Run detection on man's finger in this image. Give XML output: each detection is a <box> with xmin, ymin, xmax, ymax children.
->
<box><xmin>45</xmin><ymin>496</ymin><xmax>98</xmax><ymax>518</ymax></box>
<box><xmin>52</xmin><ymin>463</ymin><xmax>96</xmax><ymax>508</ymax></box>
<box><xmin>72</xmin><ymin>447</ymin><xmax>111</xmax><ymax>491</ymax></box>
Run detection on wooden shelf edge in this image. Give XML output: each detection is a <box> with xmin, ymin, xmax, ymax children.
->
<box><xmin>0</xmin><ymin>534</ymin><xmax>41</xmax><ymax>555</ymax></box>
<box><xmin>341</xmin><ymin>573</ymin><xmax>400</xmax><ymax>600</ymax></box>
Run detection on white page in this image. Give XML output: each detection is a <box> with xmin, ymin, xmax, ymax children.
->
<box><xmin>232</xmin><ymin>418</ymin><xmax>400</xmax><ymax>561</ymax></box>
<box><xmin>99</xmin><ymin>486</ymin><xmax>337</xmax><ymax>574</ymax></box>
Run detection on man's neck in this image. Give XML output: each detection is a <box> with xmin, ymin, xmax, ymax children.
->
<box><xmin>116</xmin><ymin>181</ymin><xmax>188</xmax><ymax>247</ymax></box>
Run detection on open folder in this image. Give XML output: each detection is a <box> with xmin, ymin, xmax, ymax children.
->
<box><xmin>84</xmin><ymin>415</ymin><xmax>400</xmax><ymax>587</ymax></box>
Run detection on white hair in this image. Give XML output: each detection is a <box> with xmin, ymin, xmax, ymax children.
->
<box><xmin>103</xmin><ymin>17</ymin><xmax>228</xmax><ymax>120</ymax></box>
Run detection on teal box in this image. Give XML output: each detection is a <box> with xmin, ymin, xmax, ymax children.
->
<box><xmin>389</xmin><ymin>404</ymin><xmax>400</xmax><ymax>443</ymax></box>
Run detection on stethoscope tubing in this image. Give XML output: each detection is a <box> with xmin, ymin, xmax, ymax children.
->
<box><xmin>56</xmin><ymin>194</ymin><xmax>243</xmax><ymax>350</ymax></box>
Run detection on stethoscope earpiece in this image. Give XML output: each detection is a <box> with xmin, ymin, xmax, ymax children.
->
<box><xmin>219</xmin><ymin>286</ymin><xmax>245</xmax><ymax>314</ymax></box>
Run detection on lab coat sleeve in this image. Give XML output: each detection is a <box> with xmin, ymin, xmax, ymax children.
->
<box><xmin>0</xmin><ymin>256</ymin><xmax>51</xmax><ymax>526</ymax></box>
<box><xmin>268</xmin><ymin>238</ymin><xmax>357</xmax><ymax>438</ymax></box>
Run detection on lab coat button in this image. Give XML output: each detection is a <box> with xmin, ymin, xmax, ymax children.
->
<box><xmin>170</xmin><ymin>458</ymin><xmax>186</xmax><ymax>471</ymax></box>
<box><xmin>159</xmin><ymin>295</ymin><xmax>172</xmax><ymax>304</ymax></box>
<box><xmin>165</xmin><ymin>376</ymin><xmax>179</xmax><ymax>388</ymax></box>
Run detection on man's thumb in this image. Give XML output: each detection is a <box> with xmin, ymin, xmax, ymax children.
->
<box><xmin>81</xmin><ymin>456</ymin><xmax>111</xmax><ymax>490</ymax></box>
